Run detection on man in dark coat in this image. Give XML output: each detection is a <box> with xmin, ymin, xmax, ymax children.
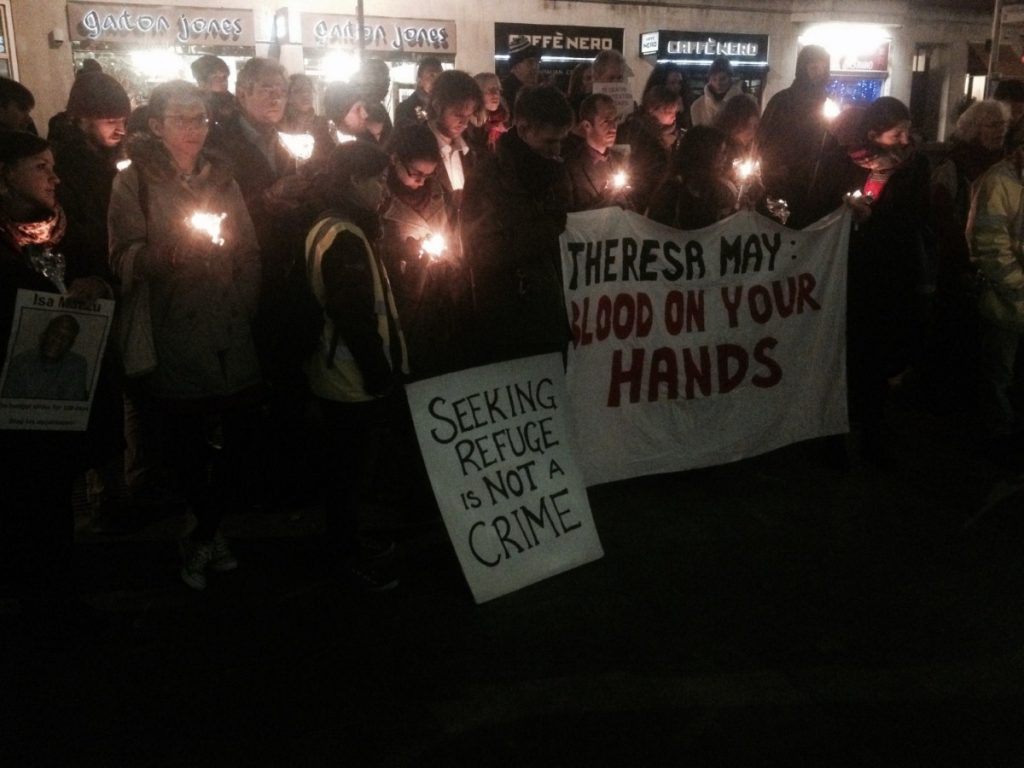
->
<box><xmin>462</xmin><ymin>85</ymin><xmax>574</xmax><ymax>364</ymax></box>
<box><xmin>563</xmin><ymin>93</ymin><xmax>631</xmax><ymax>211</ymax></box>
<box><xmin>757</xmin><ymin>45</ymin><xmax>834</xmax><ymax>229</ymax></box>
<box><xmin>426</xmin><ymin>70</ymin><xmax>482</xmax><ymax>222</ymax></box>
<box><xmin>395</xmin><ymin>57</ymin><xmax>442</xmax><ymax>129</ymax></box>
<box><xmin>51</xmin><ymin>72</ymin><xmax>130</xmax><ymax>285</ymax></box>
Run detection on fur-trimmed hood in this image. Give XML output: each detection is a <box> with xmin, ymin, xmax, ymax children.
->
<box><xmin>124</xmin><ymin>131</ymin><xmax>234</xmax><ymax>189</ymax></box>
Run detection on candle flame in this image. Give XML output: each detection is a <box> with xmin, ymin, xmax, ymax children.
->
<box><xmin>736</xmin><ymin>158</ymin><xmax>759</xmax><ymax>180</ymax></box>
<box><xmin>850</xmin><ymin>189</ymin><xmax>863</xmax><ymax>199</ymax></box>
<box><xmin>335</xmin><ymin>130</ymin><xmax>357</xmax><ymax>145</ymax></box>
<box><xmin>188</xmin><ymin>211</ymin><xmax>227</xmax><ymax>246</ymax></box>
<box><xmin>421</xmin><ymin>233</ymin><xmax>447</xmax><ymax>261</ymax></box>
<box><xmin>278</xmin><ymin>132</ymin><xmax>315</xmax><ymax>160</ymax></box>
<box><xmin>823</xmin><ymin>98</ymin><xmax>841</xmax><ymax>120</ymax></box>
<box><xmin>611</xmin><ymin>171</ymin><xmax>629</xmax><ymax>190</ymax></box>
<box><xmin>116</xmin><ymin>159</ymin><xmax>132</xmax><ymax>171</ymax></box>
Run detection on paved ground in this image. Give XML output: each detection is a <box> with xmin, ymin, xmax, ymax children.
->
<box><xmin>3</xmin><ymin>389</ymin><xmax>1024</xmax><ymax>767</ymax></box>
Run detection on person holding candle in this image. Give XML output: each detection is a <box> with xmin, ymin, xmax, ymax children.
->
<box><xmin>757</xmin><ymin>45</ymin><xmax>834</xmax><ymax>229</ymax></box>
<box><xmin>108</xmin><ymin>80</ymin><xmax>262</xmax><ymax>590</ymax></box>
<box><xmin>836</xmin><ymin>98</ymin><xmax>932</xmax><ymax>467</ymax></box>
<box><xmin>380</xmin><ymin>122</ymin><xmax>465</xmax><ymax>378</ymax></box>
<box><xmin>616</xmin><ymin>85</ymin><xmax>682</xmax><ymax>214</ymax></box>
<box><xmin>304</xmin><ymin>141</ymin><xmax>407</xmax><ymax>590</ymax></box>
<box><xmin>647</xmin><ymin>125</ymin><xmax>735</xmax><ymax>230</ymax></box>
<box><xmin>563</xmin><ymin>93</ymin><xmax>632</xmax><ymax>212</ymax></box>
<box><xmin>713</xmin><ymin>94</ymin><xmax>765</xmax><ymax>211</ymax></box>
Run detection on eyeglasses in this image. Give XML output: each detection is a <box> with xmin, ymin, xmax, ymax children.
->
<box><xmin>164</xmin><ymin>115</ymin><xmax>210</xmax><ymax>130</ymax></box>
<box><xmin>401</xmin><ymin>159</ymin><xmax>435</xmax><ymax>181</ymax></box>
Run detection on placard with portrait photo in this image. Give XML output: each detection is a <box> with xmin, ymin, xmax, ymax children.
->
<box><xmin>0</xmin><ymin>289</ymin><xmax>114</xmax><ymax>431</ymax></box>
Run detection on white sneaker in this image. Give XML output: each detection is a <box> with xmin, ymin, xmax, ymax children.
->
<box><xmin>209</xmin><ymin>533</ymin><xmax>238</xmax><ymax>573</ymax></box>
<box><xmin>180</xmin><ymin>540</ymin><xmax>214</xmax><ymax>590</ymax></box>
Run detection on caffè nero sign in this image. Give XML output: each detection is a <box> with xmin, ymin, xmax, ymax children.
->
<box><xmin>300</xmin><ymin>14</ymin><xmax>456</xmax><ymax>54</ymax></box>
<box><xmin>640</xmin><ymin>30</ymin><xmax>769</xmax><ymax>66</ymax></box>
<box><xmin>68</xmin><ymin>2</ymin><xmax>255</xmax><ymax>46</ymax></box>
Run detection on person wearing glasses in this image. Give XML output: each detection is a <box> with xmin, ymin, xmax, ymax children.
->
<box><xmin>109</xmin><ymin>80</ymin><xmax>262</xmax><ymax>591</ymax></box>
<box><xmin>380</xmin><ymin>122</ymin><xmax>466</xmax><ymax>377</ymax></box>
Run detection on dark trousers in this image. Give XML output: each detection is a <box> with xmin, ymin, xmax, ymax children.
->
<box><xmin>317</xmin><ymin>396</ymin><xmax>387</xmax><ymax>558</ymax></box>
<box><xmin>154</xmin><ymin>403</ymin><xmax>257</xmax><ymax>541</ymax></box>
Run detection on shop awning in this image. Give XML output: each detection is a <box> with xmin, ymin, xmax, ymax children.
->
<box><xmin>968</xmin><ymin>42</ymin><xmax>1024</xmax><ymax>79</ymax></box>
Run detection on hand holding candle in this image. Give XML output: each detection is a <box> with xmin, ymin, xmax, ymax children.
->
<box><xmin>187</xmin><ymin>211</ymin><xmax>227</xmax><ymax>247</ymax></box>
<box><xmin>278</xmin><ymin>132</ymin><xmax>315</xmax><ymax>161</ymax></box>
<box><xmin>610</xmin><ymin>171</ymin><xmax>629</xmax><ymax>191</ymax></box>
<box><xmin>734</xmin><ymin>157</ymin><xmax>760</xmax><ymax>208</ymax></box>
<box><xmin>823</xmin><ymin>98</ymin><xmax>841</xmax><ymax>121</ymax></box>
<box><xmin>420</xmin><ymin>233</ymin><xmax>447</xmax><ymax>262</ymax></box>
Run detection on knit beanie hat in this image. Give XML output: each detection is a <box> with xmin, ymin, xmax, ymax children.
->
<box><xmin>508</xmin><ymin>37</ymin><xmax>541</xmax><ymax>69</ymax></box>
<box><xmin>323</xmin><ymin>81</ymin><xmax>365</xmax><ymax>123</ymax></box>
<box><xmin>0</xmin><ymin>129</ymin><xmax>49</xmax><ymax>164</ymax></box>
<box><xmin>66</xmin><ymin>72</ymin><xmax>131</xmax><ymax>120</ymax></box>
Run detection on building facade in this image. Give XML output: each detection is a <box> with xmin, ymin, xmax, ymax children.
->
<box><xmin>4</xmin><ymin>0</ymin><xmax>992</xmax><ymax>141</ymax></box>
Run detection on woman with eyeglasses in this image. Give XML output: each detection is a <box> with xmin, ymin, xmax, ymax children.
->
<box><xmin>108</xmin><ymin>80</ymin><xmax>262</xmax><ymax>591</ymax></box>
<box><xmin>380</xmin><ymin>122</ymin><xmax>466</xmax><ymax>378</ymax></box>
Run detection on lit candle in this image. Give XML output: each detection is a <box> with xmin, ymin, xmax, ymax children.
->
<box><xmin>116</xmin><ymin>159</ymin><xmax>132</xmax><ymax>171</ymax></box>
<box><xmin>278</xmin><ymin>132</ymin><xmax>315</xmax><ymax>161</ymax></box>
<box><xmin>734</xmin><ymin>157</ymin><xmax>760</xmax><ymax>207</ymax></box>
<box><xmin>420</xmin><ymin>233</ymin><xmax>447</xmax><ymax>262</ymax></box>
<box><xmin>188</xmin><ymin>211</ymin><xmax>227</xmax><ymax>247</ymax></box>
<box><xmin>823</xmin><ymin>98</ymin><xmax>841</xmax><ymax>121</ymax></box>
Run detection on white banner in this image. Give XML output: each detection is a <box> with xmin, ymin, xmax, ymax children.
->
<box><xmin>561</xmin><ymin>207</ymin><xmax>851</xmax><ymax>485</ymax></box>
<box><xmin>1</xmin><ymin>289</ymin><xmax>114</xmax><ymax>431</ymax></box>
<box><xmin>407</xmin><ymin>354</ymin><xmax>604</xmax><ymax>603</ymax></box>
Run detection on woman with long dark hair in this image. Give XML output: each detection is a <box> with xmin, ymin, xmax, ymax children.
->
<box><xmin>647</xmin><ymin>125</ymin><xmax>734</xmax><ymax>229</ymax></box>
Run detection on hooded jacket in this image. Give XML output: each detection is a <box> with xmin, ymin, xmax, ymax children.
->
<box><xmin>757</xmin><ymin>47</ymin><xmax>833</xmax><ymax>228</ymax></box>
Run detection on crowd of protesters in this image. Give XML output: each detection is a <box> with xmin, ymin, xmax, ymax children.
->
<box><xmin>3</xmin><ymin>39</ymin><xmax>1024</xmax><ymax>634</ymax></box>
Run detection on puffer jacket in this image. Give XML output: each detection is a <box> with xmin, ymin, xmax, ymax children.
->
<box><xmin>108</xmin><ymin>133</ymin><xmax>262</xmax><ymax>400</ymax></box>
<box><xmin>968</xmin><ymin>157</ymin><xmax>1024</xmax><ymax>330</ymax></box>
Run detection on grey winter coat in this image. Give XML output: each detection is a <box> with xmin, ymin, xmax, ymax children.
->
<box><xmin>108</xmin><ymin>134</ymin><xmax>261</xmax><ymax>400</ymax></box>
